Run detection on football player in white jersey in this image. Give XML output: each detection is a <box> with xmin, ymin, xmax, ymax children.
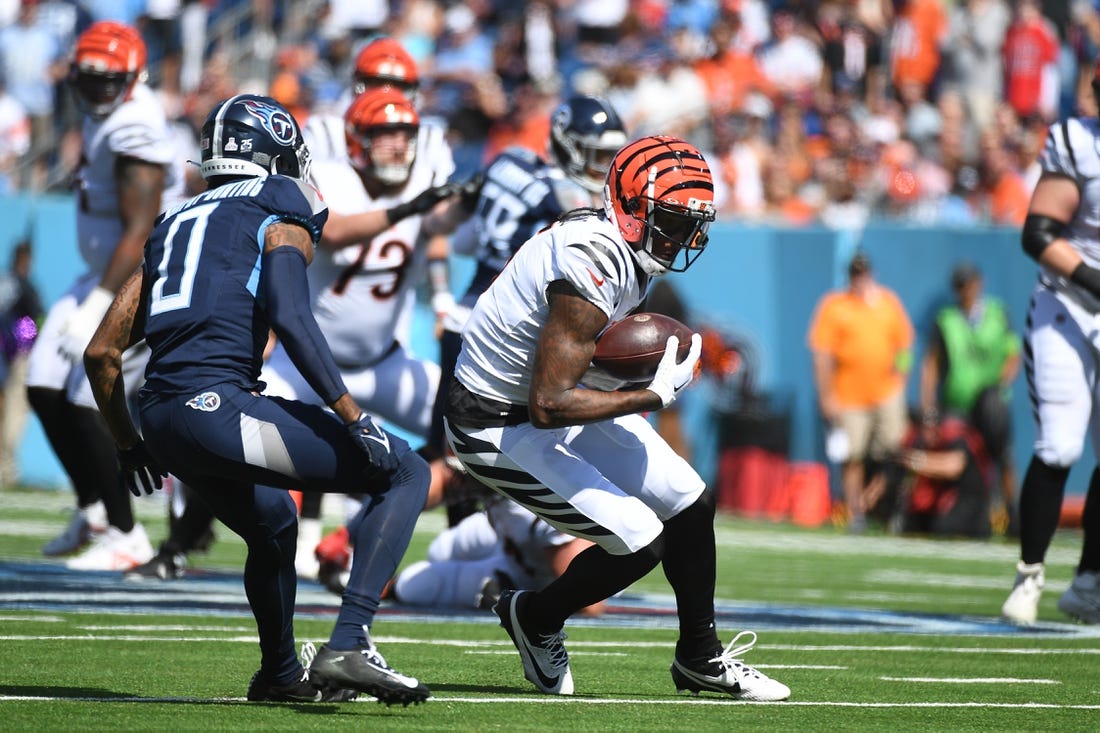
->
<box><xmin>294</xmin><ymin>37</ymin><xmax>461</xmax><ymax>569</ymax></box>
<box><xmin>260</xmin><ymin>86</ymin><xmax>465</xmax><ymax>575</ymax></box>
<box><xmin>390</xmin><ymin>493</ymin><xmax>607</xmax><ymax>617</ymax></box>
<box><xmin>443</xmin><ymin>135</ymin><xmax>790</xmax><ymax>701</ymax></box>
<box><xmin>28</xmin><ymin>21</ymin><xmax>184</xmax><ymax>570</ymax></box>
<box><xmin>1000</xmin><ymin>65</ymin><xmax>1100</xmax><ymax>625</ymax></box>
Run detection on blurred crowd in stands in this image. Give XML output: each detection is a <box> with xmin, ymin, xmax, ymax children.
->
<box><xmin>1</xmin><ymin>0</ymin><xmax>1097</xmax><ymax>227</ymax></box>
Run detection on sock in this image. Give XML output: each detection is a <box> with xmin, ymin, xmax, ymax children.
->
<box><xmin>526</xmin><ymin>539</ymin><xmax>662</xmax><ymax>634</ymax></box>
<box><xmin>660</xmin><ymin>490</ymin><xmax>721</xmax><ymax>661</ymax></box>
<box><xmin>330</xmin><ymin>452</ymin><xmax>429</xmax><ymax>649</ymax></box>
<box><xmin>243</xmin><ymin>502</ymin><xmax>300</xmax><ymax>685</ymax></box>
<box><xmin>1017</xmin><ymin>457</ymin><xmax>1069</xmax><ymax>565</ymax></box>
<box><xmin>163</xmin><ymin>485</ymin><xmax>216</xmax><ymax>556</ymax></box>
<box><xmin>28</xmin><ymin>387</ymin><xmax>102</xmax><ymax>507</ymax></box>
<box><xmin>300</xmin><ymin>490</ymin><xmax>323</xmax><ymax>520</ymax></box>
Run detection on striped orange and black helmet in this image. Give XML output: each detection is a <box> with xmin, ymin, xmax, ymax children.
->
<box><xmin>603</xmin><ymin>135</ymin><xmax>715</xmax><ymax>274</ymax></box>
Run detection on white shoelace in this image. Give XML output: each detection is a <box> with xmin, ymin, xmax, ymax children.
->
<box><xmin>300</xmin><ymin>641</ymin><xmax>318</xmax><ymax>670</ymax></box>
<box><xmin>710</xmin><ymin>630</ymin><xmax>765</xmax><ymax>680</ymax></box>
<box><xmin>537</xmin><ymin>630</ymin><xmax>570</xmax><ymax>670</ymax></box>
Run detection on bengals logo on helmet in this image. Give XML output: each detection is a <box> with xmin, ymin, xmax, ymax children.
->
<box><xmin>345</xmin><ymin>87</ymin><xmax>420</xmax><ymax>186</ymax></box>
<box><xmin>353</xmin><ymin>37</ymin><xmax>420</xmax><ymax>97</ymax></box>
<box><xmin>604</xmin><ymin>136</ymin><xmax>715</xmax><ymax>274</ymax></box>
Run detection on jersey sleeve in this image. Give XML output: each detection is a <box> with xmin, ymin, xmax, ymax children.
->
<box><xmin>1038</xmin><ymin>118</ymin><xmax>1091</xmax><ymax>183</ymax></box>
<box><xmin>260</xmin><ymin>175</ymin><xmax>329</xmax><ymax>244</ymax></box>
<box><xmin>554</xmin><ymin>218</ymin><xmax>633</xmax><ymax>319</ymax></box>
<box><xmin>108</xmin><ymin>119</ymin><xmax>177</xmax><ymax>166</ymax></box>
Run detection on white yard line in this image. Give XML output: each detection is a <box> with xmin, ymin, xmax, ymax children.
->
<box><xmin>880</xmin><ymin>676</ymin><xmax>1060</xmax><ymax>684</ymax></box>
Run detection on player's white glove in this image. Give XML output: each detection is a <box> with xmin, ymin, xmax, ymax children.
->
<box><xmin>646</xmin><ymin>333</ymin><xmax>702</xmax><ymax>408</ymax></box>
<box><xmin>58</xmin><ymin>286</ymin><xmax>114</xmax><ymax>362</ymax></box>
<box><xmin>431</xmin><ymin>290</ymin><xmax>456</xmax><ymax>320</ymax></box>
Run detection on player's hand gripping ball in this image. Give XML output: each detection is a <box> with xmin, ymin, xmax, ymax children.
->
<box><xmin>593</xmin><ymin>312</ymin><xmax>694</xmax><ymax>381</ymax></box>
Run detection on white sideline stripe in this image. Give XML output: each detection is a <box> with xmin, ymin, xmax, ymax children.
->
<box><xmin>0</xmin><ymin>615</ymin><xmax>62</xmax><ymax>622</ymax></box>
<box><xmin>0</xmin><ymin>694</ymin><xmax>1099</xmax><ymax>710</ymax></box>
<box><xmin>78</xmin><ymin>625</ymin><xmax>254</xmax><ymax>632</ymax></box>
<box><xmin>881</xmin><ymin>676</ymin><xmax>1060</xmax><ymax>684</ymax></box>
<box><xmin>1</xmin><ymin>634</ymin><xmax>1098</xmax><ymax>659</ymax></box>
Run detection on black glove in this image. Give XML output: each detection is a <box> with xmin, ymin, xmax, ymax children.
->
<box><xmin>118</xmin><ymin>441</ymin><xmax>167</xmax><ymax>497</ymax></box>
<box><xmin>346</xmin><ymin>412</ymin><xmax>399</xmax><ymax>472</ymax></box>
<box><xmin>457</xmin><ymin>172</ymin><xmax>484</xmax><ymax>213</ymax></box>
<box><xmin>1071</xmin><ymin>263</ymin><xmax>1100</xmax><ymax>300</ymax></box>
<box><xmin>386</xmin><ymin>183</ymin><xmax>459</xmax><ymax>224</ymax></box>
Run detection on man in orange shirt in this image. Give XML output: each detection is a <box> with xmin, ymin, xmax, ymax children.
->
<box><xmin>809</xmin><ymin>252</ymin><xmax>915</xmax><ymax>532</ymax></box>
<box><xmin>890</xmin><ymin>0</ymin><xmax>947</xmax><ymax>93</ymax></box>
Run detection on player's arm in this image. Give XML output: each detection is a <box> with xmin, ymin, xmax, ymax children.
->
<box><xmin>59</xmin><ymin>158</ymin><xmax>165</xmax><ymax>360</ymax></box>
<box><xmin>810</xmin><ymin>349</ymin><xmax>839</xmax><ymax>423</ymax></box>
<box><xmin>528</xmin><ymin>281</ymin><xmax>663</xmax><ymax>428</ymax></box>
<box><xmin>260</xmin><ymin>220</ymin><xmax>359</xmax><ymax>424</ymax></box>
<box><xmin>84</xmin><ymin>268</ymin><xmax>147</xmax><ymax>449</ymax></box>
<box><xmin>102</xmin><ymin>157</ymin><xmax>166</xmax><ymax>292</ymax></box>
<box><xmin>318</xmin><ymin>184</ymin><xmax>463</xmax><ymax>251</ymax></box>
<box><xmin>1022</xmin><ymin>173</ymin><xmax>1085</xmax><ymax>280</ymax></box>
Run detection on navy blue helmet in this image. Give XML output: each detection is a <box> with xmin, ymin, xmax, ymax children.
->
<box><xmin>200</xmin><ymin>94</ymin><xmax>311</xmax><ymax>181</ymax></box>
<box><xmin>549</xmin><ymin>95</ymin><xmax>628</xmax><ymax>194</ymax></box>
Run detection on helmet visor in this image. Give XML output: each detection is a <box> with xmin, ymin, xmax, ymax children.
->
<box><xmin>645</xmin><ymin>202</ymin><xmax>712</xmax><ymax>271</ymax></box>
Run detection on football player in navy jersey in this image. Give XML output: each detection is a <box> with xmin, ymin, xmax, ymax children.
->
<box><xmin>84</xmin><ymin>95</ymin><xmax>431</xmax><ymax>706</ymax></box>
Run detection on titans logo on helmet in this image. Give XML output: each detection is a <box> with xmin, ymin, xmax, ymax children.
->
<box><xmin>242</xmin><ymin>99</ymin><xmax>297</xmax><ymax>146</ymax></box>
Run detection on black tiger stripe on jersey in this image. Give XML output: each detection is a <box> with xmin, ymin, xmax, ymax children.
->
<box><xmin>1060</xmin><ymin>119</ymin><xmax>1077</xmax><ymax>176</ymax></box>
<box><xmin>567</xmin><ymin>234</ymin><xmax>627</xmax><ymax>282</ymax></box>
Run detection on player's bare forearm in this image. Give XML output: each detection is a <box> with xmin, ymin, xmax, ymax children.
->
<box><xmin>84</xmin><ymin>271</ymin><xmax>145</xmax><ymax>448</ymax></box>
<box><xmin>101</xmin><ymin>158</ymin><xmax>165</xmax><ymax>292</ymax></box>
<box><xmin>529</xmin><ymin>286</ymin><xmax>661</xmax><ymax>428</ymax></box>
<box><xmin>318</xmin><ymin>209</ymin><xmax>391</xmax><ymax>250</ymax></box>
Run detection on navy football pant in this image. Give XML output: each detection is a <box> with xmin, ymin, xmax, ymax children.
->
<box><xmin>139</xmin><ymin>383</ymin><xmax>429</xmax><ymax>683</ymax></box>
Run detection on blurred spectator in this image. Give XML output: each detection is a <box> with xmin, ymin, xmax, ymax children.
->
<box><xmin>321</xmin><ymin>0</ymin><xmax>387</xmax><ymax>43</ymax></box>
<box><xmin>481</xmin><ymin>77</ymin><xmax>558</xmax><ymax>164</ymax></box>
<box><xmin>943</xmin><ymin>0</ymin><xmax>1011</xmax><ymax>134</ymax></box>
<box><xmin>710</xmin><ymin>112</ymin><xmax>765</xmax><ymax>217</ymax></box>
<box><xmin>0</xmin><ymin>70</ymin><xmax>30</xmax><ymax>193</ymax></box>
<box><xmin>0</xmin><ymin>0</ymin><xmax>67</xmax><ymax>190</ymax></box>
<box><xmin>693</xmin><ymin>14</ymin><xmax>775</xmax><ymax>117</ymax></box>
<box><xmin>888</xmin><ymin>0</ymin><xmax>947</xmax><ymax>95</ymax></box>
<box><xmin>819</xmin><ymin>3</ymin><xmax>885</xmax><ymax>100</ymax></box>
<box><xmin>625</xmin><ymin>31</ymin><xmax>709</xmax><ymax>139</ymax></box>
<box><xmin>919</xmin><ymin>261</ymin><xmax>1021</xmax><ymax>535</ymax></box>
<box><xmin>757</xmin><ymin>7</ymin><xmax>823</xmax><ymax>104</ymax></box>
<box><xmin>1003</xmin><ymin>0</ymin><xmax>1060</xmax><ymax>120</ymax></box>
<box><xmin>761</xmin><ymin>153</ymin><xmax>817</xmax><ymax>225</ymax></box>
<box><xmin>979</xmin><ymin>132</ymin><xmax>1030</xmax><ymax>225</ymax></box>
<box><xmin>138</xmin><ymin>0</ymin><xmax>183</xmax><ymax>96</ymax></box>
<box><xmin>808</xmin><ymin>252</ymin><xmax>914</xmax><ymax>532</ymax></box>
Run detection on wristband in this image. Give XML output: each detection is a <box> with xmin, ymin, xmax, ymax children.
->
<box><xmin>1071</xmin><ymin>263</ymin><xmax>1100</xmax><ymax>299</ymax></box>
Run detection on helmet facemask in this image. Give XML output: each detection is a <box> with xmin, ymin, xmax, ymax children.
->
<box><xmin>628</xmin><ymin>167</ymin><xmax>714</xmax><ymax>275</ymax></box>
<box><xmin>349</xmin><ymin>125</ymin><xmax>418</xmax><ymax>186</ymax></box>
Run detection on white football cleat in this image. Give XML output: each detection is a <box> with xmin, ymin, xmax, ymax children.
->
<box><xmin>1001</xmin><ymin>561</ymin><xmax>1045</xmax><ymax>625</ymax></box>
<box><xmin>66</xmin><ymin>523</ymin><xmax>155</xmax><ymax>571</ymax></box>
<box><xmin>1057</xmin><ymin>571</ymin><xmax>1100</xmax><ymax>624</ymax></box>
<box><xmin>671</xmin><ymin>630</ymin><xmax>790</xmax><ymax>702</ymax></box>
<box><xmin>42</xmin><ymin>501</ymin><xmax>107</xmax><ymax>556</ymax></box>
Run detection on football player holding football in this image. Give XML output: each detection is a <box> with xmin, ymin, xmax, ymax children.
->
<box><xmin>443</xmin><ymin>135</ymin><xmax>791</xmax><ymax>701</ymax></box>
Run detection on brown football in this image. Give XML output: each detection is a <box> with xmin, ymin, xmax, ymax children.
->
<box><xmin>593</xmin><ymin>312</ymin><xmax>693</xmax><ymax>381</ymax></box>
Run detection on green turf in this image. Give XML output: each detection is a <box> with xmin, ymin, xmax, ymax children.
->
<box><xmin>2</xmin><ymin>487</ymin><xmax>1097</xmax><ymax>731</ymax></box>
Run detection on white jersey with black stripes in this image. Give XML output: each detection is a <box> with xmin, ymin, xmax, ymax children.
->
<box><xmin>1036</xmin><ymin>116</ymin><xmax>1100</xmax><ymax>308</ymax></box>
<box><xmin>454</xmin><ymin>210</ymin><xmax>651</xmax><ymax>406</ymax></box>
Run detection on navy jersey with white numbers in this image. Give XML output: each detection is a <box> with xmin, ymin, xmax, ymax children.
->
<box><xmin>140</xmin><ymin>175</ymin><xmax>328</xmax><ymax>395</ymax></box>
<box><xmin>464</xmin><ymin>147</ymin><xmax>589</xmax><ymax>300</ymax></box>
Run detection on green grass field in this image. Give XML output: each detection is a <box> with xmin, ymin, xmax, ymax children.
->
<box><xmin>2</xmin><ymin>487</ymin><xmax>1098</xmax><ymax>731</ymax></box>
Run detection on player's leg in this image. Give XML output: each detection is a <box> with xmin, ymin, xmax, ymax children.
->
<box><xmin>838</xmin><ymin>407</ymin><xmax>873</xmax><ymax>532</ymax></box>
<box><xmin>578</xmin><ymin>414</ymin><xmax>789</xmax><ymax>701</ymax></box>
<box><xmin>141</xmin><ymin>385</ymin><xmax>430</xmax><ymax>703</ymax></box>
<box><xmin>1004</xmin><ymin>288</ymin><xmax>1090</xmax><ymax>623</ymax></box>
<box><xmin>1056</xmin><ymin>407</ymin><xmax>1100</xmax><ymax>623</ymax></box>
<box><xmin>26</xmin><ymin>285</ymin><xmax>107</xmax><ymax>554</ymax></box>
<box><xmin>446</xmin><ymin>419</ymin><xmax>666</xmax><ymax>695</ymax></box>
